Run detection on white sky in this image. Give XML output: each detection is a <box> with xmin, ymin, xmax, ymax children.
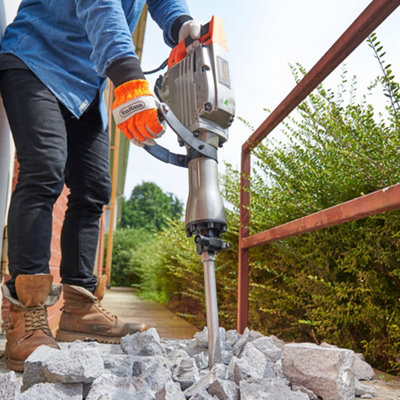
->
<box><xmin>124</xmin><ymin>0</ymin><xmax>400</xmax><ymax>203</ymax></box>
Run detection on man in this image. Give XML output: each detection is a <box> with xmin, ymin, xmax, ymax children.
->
<box><xmin>0</xmin><ymin>0</ymin><xmax>201</xmax><ymax>371</ymax></box>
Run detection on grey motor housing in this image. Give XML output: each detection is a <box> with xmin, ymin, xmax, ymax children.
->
<box><xmin>156</xmin><ymin>40</ymin><xmax>235</xmax><ymax>238</ymax></box>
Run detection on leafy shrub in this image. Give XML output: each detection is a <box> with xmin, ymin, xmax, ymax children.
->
<box><xmin>107</xmin><ymin>228</ymin><xmax>152</xmax><ymax>287</ymax></box>
<box><xmin>217</xmin><ymin>37</ymin><xmax>400</xmax><ymax>373</ymax></box>
<box><xmin>109</xmin><ymin>182</ymin><xmax>183</xmax><ymax>297</ymax></box>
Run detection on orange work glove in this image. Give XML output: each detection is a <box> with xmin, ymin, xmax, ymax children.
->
<box><xmin>112</xmin><ymin>79</ymin><xmax>165</xmax><ymax>146</ymax></box>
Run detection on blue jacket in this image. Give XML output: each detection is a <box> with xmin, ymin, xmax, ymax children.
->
<box><xmin>0</xmin><ymin>0</ymin><xmax>190</xmax><ymax>121</ymax></box>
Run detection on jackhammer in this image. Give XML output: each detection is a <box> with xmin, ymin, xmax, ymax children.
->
<box><xmin>143</xmin><ymin>16</ymin><xmax>235</xmax><ymax>367</ymax></box>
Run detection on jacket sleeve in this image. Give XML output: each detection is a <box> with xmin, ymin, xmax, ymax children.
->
<box><xmin>74</xmin><ymin>0</ymin><xmax>138</xmax><ymax>77</ymax></box>
<box><xmin>74</xmin><ymin>0</ymin><xmax>191</xmax><ymax>78</ymax></box>
<box><xmin>146</xmin><ymin>0</ymin><xmax>192</xmax><ymax>47</ymax></box>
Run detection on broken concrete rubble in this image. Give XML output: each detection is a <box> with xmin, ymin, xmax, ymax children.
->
<box><xmin>131</xmin><ymin>355</ymin><xmax>160</xmax><ymax>377</ymax></box>
<box><xmin>354</xmin><ymin>353</ymin><xmax>376</xmax><ymax>381</ymax></box>
<box><xmin>19</xmin><ymin>382</ymin><xmax>83</xmax><ymax>400</ymax></box>
<box><xmin>207</xmin><ymin>378</ymin><xmax>239</xmax><ymax>400</ymax></box>
<box><xmin>155</xmin><ymin>380</ymin><xmax>186</xmax><ymax>400</ymax></box>
<box><xmin>0</xmin><ymin>371</ymin><xmax>21</xmax><ymax>400</ymax></box>
<box><xmin>85</xmin><ymin>374</ymin><xmax>140</xmax><ymax>400</ymax></box>
<box><xmin>183</xmin><ymin>363</ymin><xmax>228</xmax><ymax>398</ymax></box>
<box><xmin>228</xmin><ymin>347</ymin><xmax>274</xmax><ymax>385</ymax></box>
<box><xmin>281</xmin><ymin>342</ymin><xmax>356</xmax><ymax>400</ymax></box>
<box><xmin>240</xmin><ymin>378</ymin><xmax>310</xmax><ymax>400</ymax></box>
<box><xmin>121</xmin><ymin>327</ymin><xmax>165</xmax><ymax>356</ymax></box>
<box><xmin>139</xmin><ymin>358</ymin><xmax>172</xmax><ymax>392</ymax></box>
<box><xmin>171</xmin><ymin>357</ymin><xmax>199</xmax><ymax>390</ymax></box>
<box><xmin>23</xmin><ymin>342</ymin><xmax>104</xmax><ymax>389</ymax></box>
<box><xmin>0</xmin><ymin>327</ymin><xmax>378</xmax><ymax>399</ymax></box>
<box><xmin>102</xmin><ymin>354</ymin><xmax>135</xmax><ymax>377</ymax></box>
<box><xmin>251</xmin><ymin>335</ymin><xmax>283</xmax><ymax>362</ymax></box>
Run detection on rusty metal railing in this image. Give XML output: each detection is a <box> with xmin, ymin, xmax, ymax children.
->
<box><xmin>237</xmin><ymin>0</ymin><xmax>400</xmax><ymax>333</ymax></box>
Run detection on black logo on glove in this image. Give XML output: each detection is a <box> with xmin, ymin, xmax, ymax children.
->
<box><xmin>119</xmin><ymin>101</ymin><xmax>145</xmax><ymax>118</ymax></box>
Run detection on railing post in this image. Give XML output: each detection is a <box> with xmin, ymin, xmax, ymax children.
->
<box><xmin>237</xmin><ymin>146</ymin><xmax>251</xmax><ymax>333</ymax></box>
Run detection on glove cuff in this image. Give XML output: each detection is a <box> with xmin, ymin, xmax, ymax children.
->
<box><xmin>106</xmin><ymin>56</ymin><xmax>145</xmax><ymax>87</ymax></box>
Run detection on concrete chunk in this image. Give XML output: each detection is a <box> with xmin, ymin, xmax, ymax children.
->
<box><xmin>168</xmin><ymin>348</ymin><xmax>190</xmax><ymax>362</ymax></box>
<box><xmin>291</xmin><ymin>384</ymin><xmax>319</xmax><ymax>400</ymax></box>
<box><xmin>184</xmin><ymin>363</ymin><xmax>228</xmax><ymax>398</ymax></box>
<box><xmin>138</xmin><ymin>358</ymin><xmax>172</xmax><ymax>392</ymax></box>
<box><xmin>121</xmin><ymin>327</ymin><xmax>164</xmax><ymax>356</ymax></box>
<box><xmin>248</xmin><ymin>330</ymin><xmax>264</xmax><ymax>341</ymax></box>
<box><xmin>228</xmin><ymin>342</ymin><xmax>275</xmax><ymax>385</ymax></box>
<box><xmin>22</xmin><ymin>345</ymin><xmax>58</xmax><ymax>389</ymax></box>
<box><xmin>85</xmin><ymin>374</ymin><xmax>138</xmax><ymax>400</ymax></box>
<box><xmin>225</xmin><ymin>330</ymin><xmax>240</xmax><ymax>347</ymax></box>
<box><xmin>155</xmin><ymin>380</ymin><xmax>185</xmax><ymax>400</ymax></box>
<box><xmin>18</xmin><ymin>383</ymin><xmax>82</xmax><ymax>400</ymax></box>
<box><xmin>270</xmin><ymin>335</ymin><xmax>285</xmax><ymax>349</ymax></box>
<box><xmin>172</xmin><ymin>357</ymin><xmax>199</xmax><ymax>390</ymax></box>
<box><xmin>207</xmin><ymin>379</ymin><xmax>239</xmax><ymax>400</ymax></box>
<box><xmin>0</xmin><ymin>371</ymin><xmax>21</xmax><ymax>400</ymax></box>
<box><xmin>133</xmin><ymin>377</ymin><xmax>158</xmax><ymax>400</ymax></box>
<box><xmin>355</xmin><ymin>379</ymin><xmax>376</xmax><ymax>397</ymax></box>
<box><xmin>194</xmin><ymin>327</ymin><xmax>209</xmax><ymax>349</ymax></box>
<box><xmin>354</xmin><ymin>354</ymin><xmax>375</xmax><ymax>381</ymax></box>
<box><xmin>102</xmin><ymin>354</ymin><xmax>134</xmax><ymax>377</ymax></box>
<box><xmin>185</xmin><ymin>339</ymin><xmax>204</xmax><ymax>358</ymax></box>
<box><xmin>23</xmin><ymin>344</ymin><xmax>104</xmax><ymax>388</ymax></box>
<box><xmin>232</xmin><ymin>327</ymin><xmax>250</xmax><ymax>357</ymax></box>
<box><xmin>240</xmin><ymin>378</ymin><xmax>309</xmax><ymax>399</ymax></box>
<box><xmin>131</xmin><ymin>355</ymin><xmax>163</xmax><ymax>377</ymax></box>
<box><xmin>272</xmin><ymin>359</ymin><xmax>286</xmax><ymax>380</ymax></box>
<box><xmin>221</xmin><ymin>349</ymin><xmax>233</xmax><ymax>365</ymax></box>
<box><xmin>281</xmin><ymin>343</ymin><xmax>355</xmax><ymax>400</ymax></box>
<box><xmin>188</xmin><ymin>388</ymin><xmax>218</xmax><ymax>399</ymax></box>
<box><xmin>251</xmin><ymin>336</ymin><xmax>283</xmax><ymax>362</ymax></box>
<box><xmin>194</xmin><ymin>327</ymin><xmax>230</xmax><ymax>352</ymax></box>
<box><xmin>193</xmin><ymin>351</ymin><xmax>208</xmax><ymax>370</ymax></box>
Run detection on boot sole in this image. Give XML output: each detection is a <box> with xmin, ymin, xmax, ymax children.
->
<box><xmin>55</xmin><ymin>329</ymin><xmax>121</xmax><ymax>344</ymax></box>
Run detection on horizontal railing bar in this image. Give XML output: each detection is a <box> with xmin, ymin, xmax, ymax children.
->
<box><xmin>241</xmin><ymin>184</ymin><xmax>400</xmax><ymax>249</ymax></box>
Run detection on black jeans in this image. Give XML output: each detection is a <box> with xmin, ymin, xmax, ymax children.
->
<box><xmin>0</xmin><ymin>69</ymin><xmax>112</xmax><ymax>298</ymax></box>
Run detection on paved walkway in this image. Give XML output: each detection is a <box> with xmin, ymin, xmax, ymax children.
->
<box><xmin>101</xmin><ymin>287</ymin><xmax>199</xmax><ymax>339</ymax></box>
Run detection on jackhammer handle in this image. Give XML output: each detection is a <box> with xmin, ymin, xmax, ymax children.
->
<box><xmin>168</xmin><ymin>16</ymin><xmax>228</xmax><ymax>68</ymax></box>
<box><xmin>183</xmin><ymin>22</ymin><xmax>210</xmax><ymax>48</ymax></box>
<box><xmin>144</xmin><ymin>103</ymin><xmax>218</xmax><ymax>168</ymax></box>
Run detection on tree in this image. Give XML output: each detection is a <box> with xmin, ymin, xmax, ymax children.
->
<box><xmin>119</xmin><ymin>182</ymin><xmax>183</xmax><ymax>230</ymax></box>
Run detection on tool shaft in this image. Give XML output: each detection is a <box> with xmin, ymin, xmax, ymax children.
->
<box><xmin>202</xmin><ymin>250</ymin><xmax>222</xmax><ymax>367</ymax></box>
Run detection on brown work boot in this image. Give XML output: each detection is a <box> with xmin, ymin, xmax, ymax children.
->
<box><xmin>2</xmin><ymin>274</ymin><xmax>61</xmax><ymax>372</ymax></box>
<box><xmin>56</xmin><ymin>275</ymin><xmax>146</xmax><ymax>344</ymax></box>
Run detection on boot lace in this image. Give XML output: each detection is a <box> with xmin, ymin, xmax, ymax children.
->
<box><xmin>23</xmin><ymin>306</ymin><xmax>51</xmax><ymax>333</ymax></box>
<box><xmin>94</xmin><ymin>299</ymin><xmax>117</xmax><ymax>320</ymax></box>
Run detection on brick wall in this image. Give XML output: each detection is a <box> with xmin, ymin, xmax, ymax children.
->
<box><xmin>48</xmin><ymin>186</ymin><xmax>69</xmax><ymax>332</ymax></box>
